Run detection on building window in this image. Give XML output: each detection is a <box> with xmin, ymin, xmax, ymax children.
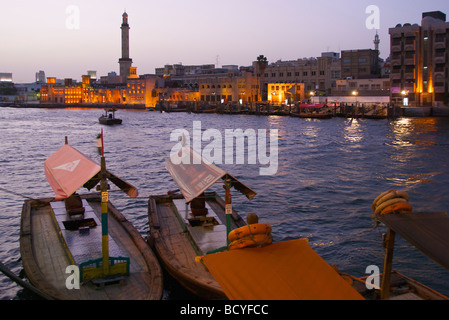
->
<box><xmin>343</xmin><ymin>58</ymin><xmax>351</xmax><ymax>63</ymax></box>
<box><xmin>303</xmin><ymin>72</ymin><xmax>308</xmax><ymax>76</ymax></box>
<box><xmin>358</xmin><ymin>58</ymin><xmax>367</xmax><ymax>63</ymax></box>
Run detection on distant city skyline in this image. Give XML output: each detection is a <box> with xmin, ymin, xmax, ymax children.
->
<box><xmin>2</xmin><ymin>0</ymin><xmax>448</xmax><ymax>83</ymax></box>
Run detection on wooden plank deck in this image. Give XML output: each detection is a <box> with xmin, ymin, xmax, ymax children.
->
<box><xmin>148</xmin><ymin>192</ymin><xmax>247</xmax><ymax>299</ymax></box>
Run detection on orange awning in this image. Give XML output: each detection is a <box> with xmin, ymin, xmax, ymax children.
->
<box><xmin>201</xmin><ymin>239</ymin><xmax>364</xmax><ymax>300</ymax></box>
<box><xmin>44</xmin><ymin>144</ymin><xmax>138</xmax><ymax>200</ymax></box>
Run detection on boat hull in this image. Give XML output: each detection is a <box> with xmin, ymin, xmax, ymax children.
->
<box><xmin>20</xmin><ymin>193</ymin><xmax>163</xmax><ymax>300</ymax></box>
<box><xmin>148</xmin><ymin>192</ymin><xmax>246</xmax><ymax>299</ymax></box>
<box><xmin>290</xmin><ymin>112</ymin><xmax>333</xmax><ymax>119</ymax></box>
<box><xmin>99</xmin><ymin>117</ymin><xmax>122</xmax><ymax>125</ymax></box>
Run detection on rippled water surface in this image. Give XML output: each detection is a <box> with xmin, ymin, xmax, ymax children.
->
<box><xmin>1</xmin><ymin>107</ymin><xmax>449</xmax><ymax>299</ymax></box>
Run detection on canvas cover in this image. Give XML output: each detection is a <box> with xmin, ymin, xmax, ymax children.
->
<box><xmin>166</xmin><ymin>146</ymin><xmax>256</xmax><ymax>203</ymax></box>
<box><xmin>44</xmin><ymin>144</ymin><xmax>137</xmax><ymax>200</ymax></box>
<box><xmin>376</xmin><ymin>212</ymin><xmax>449</xmax><ymax>271</ymax></box>
<box><xmin>201</xmin><ymin>239</ymin><xmax>364</xmax><ymax>300</ymax></box>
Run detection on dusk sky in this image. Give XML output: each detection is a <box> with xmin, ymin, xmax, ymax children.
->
<box><xmin>2</xmin><ymin>0</ymin><xmax>449</xmax><ymax>83</ymax></box>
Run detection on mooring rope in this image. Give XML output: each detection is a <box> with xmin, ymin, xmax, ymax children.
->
<box><xmin>0</xmin><ymin>186</ymin><xmax>34</xmax><ymax>200</ymax></box>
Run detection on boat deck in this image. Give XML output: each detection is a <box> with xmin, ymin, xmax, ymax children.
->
<box><xmin>51</xmin><ymin>200</ymin><xmax>125</xmax><ymax>264</ymax></box>
<box><xmin>173</xmin><ymin>199</ymin><xmax>228</xmax><ymax>255</ymax></box>
<box><xmin>21</xmin><ymin>195</ymin><xmax>163</xmax><ymax>300</ymax></box>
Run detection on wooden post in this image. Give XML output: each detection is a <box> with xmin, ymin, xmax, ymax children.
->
<box><xmin>381</xmin><ymin>228</ymin><xmax>396</xmax><ymax>300</ymax></box>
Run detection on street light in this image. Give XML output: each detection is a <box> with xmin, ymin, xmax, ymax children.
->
<box><xmin>309</xmin><ymin>91</ymin><xmax>315</xmax><ymax>103</ymax></box>
<box><xmin>352</xmin><ymin>90</ymin><xmax>359</xmax><ymax>116</ymax></box>
<box><xmin>401</xmin><ymin>90</ymin><xmax>409</xmax><ymax>106</ymax></box>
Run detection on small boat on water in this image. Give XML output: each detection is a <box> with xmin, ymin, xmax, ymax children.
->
<box><xmin>20</xmin><ymin>136</ymin><xmax>163</xmax><ymax>300</ymax></box>
<box><xmin>99</xmin><ymin>108</ymin><xmax>122</xmax><ymax>125</ymax></box>
<box><xmin>148</xmin><ymin>146</ymin><xmax>256</xmax><ymax>299</ymax></box>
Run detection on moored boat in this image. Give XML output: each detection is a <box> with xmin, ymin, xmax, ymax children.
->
<box><xmin>290</xmin><ymin>112</ymin><xmax>333</xmax><ymax>119</ymax></box>
<box><xmin>345</xmin><ymin>189</ymin><xmax>449</xmax><ymax>300</ymax></box>
<box><xmin>290</xmin><ymin>103</ymin><xmax>333</xmax><ymax>119</ymax></box>
<box><xmin>20</xmin><ymin>136</ymin><xmax>163</xmax><ymax>300</ymax></box>
<box><xmin>147</xmin><ymin>146</ymin><xmax>255</xmax><ymax>299</ymax></box>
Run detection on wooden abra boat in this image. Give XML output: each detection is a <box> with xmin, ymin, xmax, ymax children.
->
<box><xmin>148</xmin><ymin>146</ymin><xmax>256</xmax><ymax>299</ymax></box>
<box><xmin>290</xmin><ymin>112</ymin><xmax>333</xmax><ymax>119</ymax></box>
<box><xmin>290</xmin><ymin>103</ymin><xmax>333</xmax><ymax>119</ymax></box>
<box><xmin>20</xmin><ymin>136</ymin><xmax>162</xmax><ymax>300</ymax></box>
<box><xmin>99</xmin><ymin>108</ymin><xmax>122</xmax><ymax>125</ymax></box>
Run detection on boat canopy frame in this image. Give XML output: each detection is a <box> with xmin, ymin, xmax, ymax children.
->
<box><xmin>165</xmin><ymin>145</ymin><xmax>256</xmax><ymax>204</ymax></box>
<box><xmin>374</xmin><ymin>211</ymin><xmax>449</xmax><ymax>299</ymax></box>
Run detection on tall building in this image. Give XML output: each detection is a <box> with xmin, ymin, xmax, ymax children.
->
<box><xmin>341</xmin><ymin>49</ymin><xmax>380</xmax><ymax>79</ymax></box>
<box><xmin>0</xmin><ymin>73</ymin><xmax>13</xmax><ymax>82</ymax></box>
<box><xmin>35</xmin><ymin>71</ymin><xmax>46</xmax><ymax>83</ymax></box>
<box><xmin>119</xmin><ymin>12</ymin><xmax>133</xmax><ymax>80</ymax></box>
<box><xmin>389</xmin><ymin>11</ymin><xmax>449</xmax><ymax>107</ymax></box>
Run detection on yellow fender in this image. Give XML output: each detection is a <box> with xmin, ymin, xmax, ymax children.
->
<box><xmin>380</xmin><ymin>202</ymin><xmax>413</xmax><ymax>215</ymax></box>
<box><xmin>372</xmin><ymin>189</ymin><xmax>395</xmax><ymax>211</ymax></box>
<box><xmin>374</xmin><ymin>198</ymin><xmax>407</xmax><ymax>215</ymax></box>
<box><xmin>372</xmin><ymin>190</ymin><xmax>409</xmax><ymax>212</ymax></box>
<box><xmin>228</xmin><ymin>223</ymin><xmax>272</xmax><ymax>242</ymax></box>
<box><xmin>229</xmin><ymin>233</ymin><xmax>273</xmax><ymax>250</ymax></box>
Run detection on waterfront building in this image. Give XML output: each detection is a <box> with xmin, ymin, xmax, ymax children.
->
<box><xmin>99</xmin><ymin>72</ymin><xmax>123</xmax><ymax>85</ymax></box>
<box><xmin>267</xmin><ymin>83</ymin><xmax>305</xmax><ymax>104</ymax></box>
<box><xmin>341</xmin><ymin>49</ymin><xmax>381</xmax><ymax>79</ymax></box>
<box><xmin>126</xmin><ymin>69</ymin><xmax>164</xmax><ymax>107</ymax></box>
<box><xmin>252</xmin><ymin>53</ymin><xmax>341</xmax><ymax>98</ymax></box>
<box><xmin>119</xmin><ymin>12</ymin><xmax>133</xmax><ymax>80</ymax></box>
<box><xmin>332</xmin><ymin>78</ymin><xmax>390</xmax><ymax>96</ymax></box>
<box><xmin>155</xmin><ymin>64</ymin><xmax>215</xmax><ymax>77</ymax></box>
<box><xmin>198</xmin><ymin>70</ymin><xmax>258</xmax><ymax>104</ymax></box>
<box><xmin>40</xmin><ymin>75</ymin><xmax>120</xmax><ymax>104</ymax></box>
<box><xmin>389</xmin><ymin>11</ymin><xmax>449</xmax><ymax>107</ymax></box>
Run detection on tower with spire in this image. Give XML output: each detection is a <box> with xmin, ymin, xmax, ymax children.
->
<box><xmin>119</xmin><ymin>11</ymin><xmax>132</xmax><ymax>81</ymax></box>
<box><xmin>374</xmin><ymin>31</ymin><xmax>380</xmax><ymax>55</ymax></box>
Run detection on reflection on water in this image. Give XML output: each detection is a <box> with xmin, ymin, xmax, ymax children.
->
<box><xmin>1</xmin><ymin>109</ymin><xmax>449</xmax><ymax>299</ymax></box>
<box><xmin>344</xmin><ymin>118</ymin><xmax>363</xmax><ymax>144</ymax></box>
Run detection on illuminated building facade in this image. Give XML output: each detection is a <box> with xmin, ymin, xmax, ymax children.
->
<box><xmin>389</xmin><ymin>11</ymin><xmax>449</xmax><ymax>106</ymax></box>
<box><xmin>198</xmin><ymin>71</ymin><xmax>258</xmax><ymax>104</ymax></box>
<box><xmin>254</xmin><ymin>54</ymin><xmax>341</xmax><ymax>96</ymax></box>
<box><xmin>267</xmin><ymin>83</ymin><xmax>305</xmax><ymax>104</ymax></box>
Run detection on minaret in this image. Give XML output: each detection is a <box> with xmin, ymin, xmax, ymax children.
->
<box><xmin>119</xmin><ymin>11</ymin><xmax>132</xmax><ymax>80</ymax></box>
<box><xmin>374</xmin><ymin>31</ymin><xmax>380</xmax><ymax>55</ymax></box>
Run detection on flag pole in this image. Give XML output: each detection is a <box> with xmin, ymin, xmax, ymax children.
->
<box><xmin>100</xmin><ymin>129</ymin><xmax>109</xmax><ymax>276</ymax></box>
